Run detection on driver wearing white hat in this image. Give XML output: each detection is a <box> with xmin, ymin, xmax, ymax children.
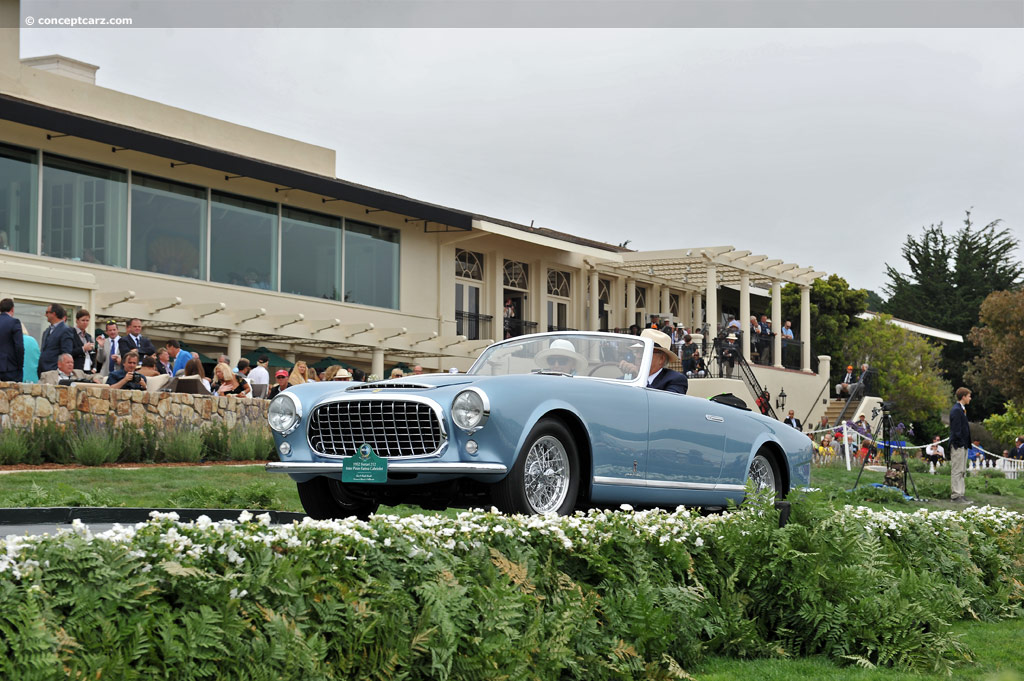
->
<box><xmin>536</xmin><ymin>339</ymin><xmax>589</xmax><ymax>375</ymax></box>
<box><xmin>620</xmin><ymin>328</ymin><xmax>688</xmax><ymax>394</ymax></box>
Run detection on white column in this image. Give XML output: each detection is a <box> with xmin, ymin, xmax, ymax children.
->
<box><xmin>800</xmin><ymin>285</ymin><xmax>812</xmax><ymax>372</ymax></box>
<box><xmin>771</xmin><ymin>279</ymin><xmax>783</xmax><ymax>368</ymax></box>
<box><xmin>626</xmin><ymin>278</ymin><xmax>636</xmax><ymax>329</ymax></box>
<box><xmin>692</xmin><ymin>292</ymin><xmax>702</xmax><ymax>333</ymax></box>
<box><xmin>371</xmin><ymin>348</ymin><xmax>384</xmax><ymax>379</ymax></box>
<box><xmin>740</xmin><ymin>271</ymin><xmax>751</xmax><ymax>362</ymax></box>
<box><xmin>227</xmin><ymin>331</ymin><xmax>241</xmax><ymax>366</ymax></box>
<box><xmin>704</xmin><ymin>265</ymin><xmax>717</xmax><ymax>337</ymax></box>
<box><xmin>680</xmin><ymin>291</ymin><xmax>692</xmax><ymax>332</ymax></box>
<box><xmin>660</xmin><ymin>286</ymin><xmax>671</xmax><ymax>321</ymax></box>
<box><xmin>588</xmin><ymin>269</ymin><xmax>599</xmax><ymax>331</ymax></box>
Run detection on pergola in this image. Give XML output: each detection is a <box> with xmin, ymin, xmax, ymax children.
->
<box><xmin>591</xmin><ymin>246</ymin><xmax>826</xmax><ymax>372</ymax></box>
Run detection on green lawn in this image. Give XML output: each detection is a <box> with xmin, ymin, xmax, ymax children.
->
<box><xmin>0</xmin><ymin>465</ymin><xmax>304</xmax><ymax>511</ymax></box>
<box><xmin>693</xmin><ymin>618</ymin><xmax>1024</xmax><ymax>680</ymax></box>
<box><xmin>810</xmin><ymin>458</ymin><xmax>1024</xmax><ymax>513</ymax></box>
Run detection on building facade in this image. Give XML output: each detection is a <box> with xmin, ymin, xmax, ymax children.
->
<box><xmin>0</xmin><ymin>0</ymin><xmax>832</xmax><ymax>424</ymax></box>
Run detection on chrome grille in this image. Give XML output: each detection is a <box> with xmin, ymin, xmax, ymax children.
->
<box><xmin>308</xmin><ymin>399</ymin><xmax>445</xmax><ymax>458</ymax></box>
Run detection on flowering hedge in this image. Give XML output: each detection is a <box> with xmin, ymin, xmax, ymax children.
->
<box><xmin>1</xmin><ymin>494</ymin><xmax>1022</xmax><ymax>680</ymax></box>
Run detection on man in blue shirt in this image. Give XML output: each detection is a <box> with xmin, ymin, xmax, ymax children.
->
<box><xmin>166</xmin><ymin>339</ymin><xmax>193</xmax><ymax>375</ymax></box>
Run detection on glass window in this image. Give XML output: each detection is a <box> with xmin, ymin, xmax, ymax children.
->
<box><xmin>42</xmin><ymin>154</ymin><xmax>127</xmax><ymax>266</ymax></box>
<box><xmin>547</xmin><ymin>269</ymin><xmax>571</xmax><ymax>297</ymax></box>
<box><xmin>503</xmin><ymin>259</ymin><xmax>529</xmax><ymax>289</ymax></box>
<box><xmin>344</xmin><ymin>219</ymin><xmax>399</xmax><ymax>309</ymax></box>
<box><xmin>130</xmin><ymin>174</ymin><xmax>206</xmax><ymax>279</ymax></box>
<box><xmin>281</xmin><ymin>207</ymin><xmax>342</xmax><ymax>299</ymax></box>
<box><xmin>210</xmin><ymin>191</ymin><xmax>277</xmax><ymax>290</ymax></box>
<box><xmin>456</xmin><ymin>249</ymin><xmax>484</xmax><ymax>280</ymax></box>
<box><xmin>0</xmin><ymin>143</ymin><xmax>37</xmax><ymax>254</ymax></box>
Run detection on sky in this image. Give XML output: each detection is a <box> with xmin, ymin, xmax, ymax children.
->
<box><xmin>20</xmin><ymin>26</ymin><xmax>1024</xmax><ymax>293</ymax></box>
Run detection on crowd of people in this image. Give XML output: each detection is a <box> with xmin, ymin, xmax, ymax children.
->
<box><xmin>0</xmin><ymin>297</ymin><xmax>428</xmax><ymax>398</ymax></box>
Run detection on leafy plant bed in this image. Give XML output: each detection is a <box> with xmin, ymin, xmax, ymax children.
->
<box><xmin>1</xmin><ymin>493</ymin><xmax>1021</xmax><ymax>680</ymax></box>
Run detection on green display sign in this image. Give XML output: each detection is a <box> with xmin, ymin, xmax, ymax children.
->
<box><xmin>342</xmin><ymin>443</ymin><xmax>388</xmax><ymax>483</ymax></box>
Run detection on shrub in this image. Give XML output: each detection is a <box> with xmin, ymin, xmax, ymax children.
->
<box><xmin>161</xmin><ymin>428</ymin><xmax>204</xmax><ymax>463</ymax></box>
<box><xmin>1</xmin><ymin>499</ymin><xmax>1021</xmax><ymax>678</ymax></box>
<box><xmin>0</xmin><ymin>482</ymin><xmax>121</xmax><ymax>508</ymax></box>
<box><xmin>201</xmin><ymin>421</ymin><xmax>232</xmax><ymax>461</ymax></box>
<box><xmin>68</xmin><ymin>420</ymin><xmax>119</xmax><ymax>466</ymax></box>
<box><xmin>116</xmin><ymin>419</ymin><xmax>160</xmax><ymax>463</ymax></box>
<box><xmin>167</xmin><ymin>481</ymin><xmax>281</xmax><ymax>509</ymax></box>
<box><xmin>226</xmin><ymin>424</ymin><xmax>274</xmax><ymax>461</ymax></box>
<box><xmin>0</xmin><ymin>428</ymin><xmax>29</xmax><ymax>465</ymax></box>
<box><xmin>25</xmin><ymin>420</ymin><xmax>67</xmax><ymax>464</ymax></box>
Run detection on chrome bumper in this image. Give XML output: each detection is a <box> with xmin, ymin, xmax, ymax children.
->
<box><xmin>266</xmin><ymin>461</ymin><xmax>508</xmax><ymax>475</ymax></box>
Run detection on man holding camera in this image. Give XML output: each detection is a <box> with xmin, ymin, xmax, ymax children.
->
<box><xmin>106</xmin><ymin>349</ymin><xmax>147</xmax><ymax>391</ymax></box>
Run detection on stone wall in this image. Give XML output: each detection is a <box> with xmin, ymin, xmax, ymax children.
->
<box><xmin>0</xmin><ymin>382</ymin><xmax>269</xmax><ymax>430</ymax></box>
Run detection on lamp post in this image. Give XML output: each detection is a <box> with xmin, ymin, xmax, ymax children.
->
<box><xmin>776</xmin><ymin>387</ymin><xmax>787</xmax><ymax>410</ymax></box>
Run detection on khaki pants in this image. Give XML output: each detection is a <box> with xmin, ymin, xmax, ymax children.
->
<box><xmin>950</xmin><ymin>446</ymin><xmax>967</xmax><ymax>500</ymax></box>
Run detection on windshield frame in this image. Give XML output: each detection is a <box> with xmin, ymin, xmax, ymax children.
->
<box><xmin>467</xmin><ymin>331</ymin><xmax>654</xmax><ymax>385</ymax></box>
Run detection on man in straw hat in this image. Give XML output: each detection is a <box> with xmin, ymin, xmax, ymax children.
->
<box><xmin>620</xmin><ymin>328</ymin><xmax>688</xmax><ymax>394</ymax></box>
<box><xmin>536</xmin><ymin>338</ymin><xmax>589</xmax><ymax>375</ymax></box>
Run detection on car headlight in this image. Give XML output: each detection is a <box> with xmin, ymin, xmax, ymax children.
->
<box><xmin>268</xmin><ymin>392</ymin><xmax>302</xmax><ymax>435</ymax></box>
<box><xmin>452</xmin><ymin>388</ymin><xmax>489</xmax><ymax>432</ymax></box>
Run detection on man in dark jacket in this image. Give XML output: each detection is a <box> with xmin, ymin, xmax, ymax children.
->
<box><xmin>0</xmin><ymin>298</ymin><xmax>24</xmax><ymax>382</ymax></box>
<box><xmin>949</xmin><ymin>387</ymin><xmax>972</xmax><ymax>504</ymax></box>
<box><xmin>69</xmin><ymin>308</ymin><xmax>97</xmax><ymax>373</ymax></box>
<box><xmin>38</xmin><ymin>302</ymin><xmax>74</xmax><ymax>376</ymax></box>
<box><xmin>121</xmin><ymin>318</ymin><xmax>157</xmax><ymax>358</ymax></box>
<box><xmin>640</xmin><ymin>328</ymin><xmax>688</xmax><ymax>394</ymax></box>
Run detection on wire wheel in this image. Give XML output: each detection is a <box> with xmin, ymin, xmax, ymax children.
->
<box><xmin>748</xmin><ymin>453</ymin><xmax>778</xmax><ymax>494</ymax></box>
<box><xmin>523</xmin><ymin>435</ymin><xmax>571</xmax><ymax>514</ymax></box>
<box><xmin>493</xmin><ymin>418</ymin><xmax>580</xmax><ymax>516</ymax></box>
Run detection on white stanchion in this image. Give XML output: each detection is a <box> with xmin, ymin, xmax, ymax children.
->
<box><xmin>844</xmin><ymin>423</ymin><xmax>851</xmax><ymax>471</ymax></box>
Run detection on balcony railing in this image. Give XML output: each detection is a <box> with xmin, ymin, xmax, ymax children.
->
<box><xmin>781</xmin><ymin>339</ymin><xmax>803</xmax><ymax>370</ymax></box>
<box><xmin>504</xmin><ymin>319</ymin><xmax>538</xmax><ymax>339</ymax></box>
<box><xmin>456</xmin><ymin>312</ymin><xmax>493</xmax><ymax>341</ymax></box>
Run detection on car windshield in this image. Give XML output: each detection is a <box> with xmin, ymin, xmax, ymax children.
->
<box><xmin>469</xmin><ymin>333</ymin><xmax>649</xmax><ymax>381</ymax></box>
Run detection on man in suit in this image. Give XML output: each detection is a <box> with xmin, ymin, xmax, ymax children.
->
<box><xmin>949</xmin><ymin>387</ymin><xmax>972</xmax><ymax>504</ymax></box>
<box><xmin>69</xmin><ymin>308</ymin><xmax>97</xmax><ymax>373</ymax></box>
<box><xmin>121</xmin><ymin>318</ymin><xmax>157</xmax><ymax>358</ymax></box>
<box><xmin>637</xmin><ymin>328</ymin><xmax>688</xmax><ymax>394</ymax></box>
<box><xmin>784</xmin><ymin>410</ymin><xmax>802</xmax><ymax>431</ymax></box>
<box><xmin>38</xmin><ymin>302</ymin><xmax>74</xmax><ymax>376</ymax></box>
<box><xmin>39</xmin><ymin>353</ymin><xmax>101</xmax><ymax>385</ymax></box>
<box><xmin>835</xmin><ymin>365</ymin><xmax>856</xmax><ymax>397</ymax></box>
<box><xmin>0</xmin><ymin>298</ymin><xmax>24</xmax><ymax>382</ymax></box>
<box><xmin>95</xmin><ymin>319</ymin><xmax>123</xmax><ymax>378</ymax></box>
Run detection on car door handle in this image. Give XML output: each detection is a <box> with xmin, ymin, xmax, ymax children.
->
<box><xmin>705</xmin><ymin>414</ymin><xmax>725</xmax><ymax>422</ymax></box>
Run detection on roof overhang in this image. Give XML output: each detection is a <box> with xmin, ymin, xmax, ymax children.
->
<box><xmin>0</xmin><ymin>93</ymin><xmax>473</xmax><ymax>231</ymax></box>
<box><xmin>857</xmin><ymin>312</ymin><xmax>963</xmax><ymax>343</ymax></box>
<box><xmin>619</xmin><ymin>246</ymin><xmax>825</xmax><ymax>289</ymax></box>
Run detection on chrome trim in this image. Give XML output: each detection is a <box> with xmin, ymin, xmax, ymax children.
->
<box><xmin>705</xmin><ymin>414</ymin><xmax>725</xmax><ymax>422</ymax></box>
<box><xmin>268</xmin><ymin>391</ymin><xmax>303</xmax><ymax>437</ymax></box>
<box><xmin>266</xmin><ymin>461</ymin><xmax>508</xmax><ymax>475</ymax></box>
<box><xmin>347</xmin><ymin>381</ymin><xmax>434</xmax><ymax>391</ymax></box>
<box><xmin>306</xmin><ymin>393</ymin><xmax>448</xmax><ymax>460</ymax></box>
<box><xmin>593</xmin><ymin>476</ymin><xmax>746</xmax><ymax>492</ymax></box>
<box><xmin>465</xmin><ymin>330</ymin><xmax>652</xmax><ymax>387</ymax></box>
<box><xmin>452</xmin><ymin>387</ymin><xmax>490</xmax><ymax>433</ymax></box>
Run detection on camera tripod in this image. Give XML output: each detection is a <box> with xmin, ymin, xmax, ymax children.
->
<box><xmin>851</xmin><ymin>403</ymin><xmax>919</xmax><ymax>500</ymax></box>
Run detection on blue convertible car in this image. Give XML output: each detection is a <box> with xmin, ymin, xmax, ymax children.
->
<box><xmin>266</xmin><ymin>331</ymin><xmax>812</xmax><ymax>518</ymax></box>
